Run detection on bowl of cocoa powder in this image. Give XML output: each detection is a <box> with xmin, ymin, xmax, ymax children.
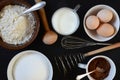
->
<box><xmin>86</xmin><ymin>55</ymin><xmax>116</xmax><ymax>80</ymax></box>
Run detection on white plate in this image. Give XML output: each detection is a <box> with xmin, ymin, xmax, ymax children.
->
<box><xmin>7</xmin><ymin>50</ymin><xmax>53</xmax><ymax>80</ymax></box>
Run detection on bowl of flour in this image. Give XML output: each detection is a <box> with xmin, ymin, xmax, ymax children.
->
<box><xmin>0</xmin><ymin>0</ymin><xmax>40</xmax><ymax>50</ymax></box>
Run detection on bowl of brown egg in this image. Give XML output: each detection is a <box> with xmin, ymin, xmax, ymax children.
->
<box><xmin>0</xmin><ymin>0</ymin><xmax>40</xmax><ymax>50</ymax></box>
<box><xmin>83</xmin><ymin>4</ymin><xmax>120</xmax><ymax>42</ymax></box>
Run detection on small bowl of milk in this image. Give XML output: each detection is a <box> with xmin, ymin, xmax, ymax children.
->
<box><xmin>52</xmin><ymin>5</ymin><xmax>80</xmax><ymax>35</ymax></box>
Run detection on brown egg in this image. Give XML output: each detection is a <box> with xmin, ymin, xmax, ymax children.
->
<box><xmin>97</xmin><ymin>23</ymin><xmax>115</xmax><ymax>37</ymax></box>
<box><xmin>97</xmin><ymin>9</ymin><xmax>113</xmax><ymax>22</ymax></box>
<box><xmin>86</xmin><ymin>15</ymin><xmax>100</xmax><ymax>30</ymax></box>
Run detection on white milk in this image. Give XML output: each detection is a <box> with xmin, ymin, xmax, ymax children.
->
<box><xmin>13</xmin><ymin>53</ymin><xmax>50</xmax><ymax>80</ymax></box>
<box><xmin>52</xmin><ymin>7</ymin><xmax>80</xmax><ymax>35</ymax></box>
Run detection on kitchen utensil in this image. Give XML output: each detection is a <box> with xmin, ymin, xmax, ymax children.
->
<box><xmin>35</xmin><ymin>0</ymin><xmax>58</xmax><ymax>45</ymax></box>
<box><xmin>76</xmin><ymin>67</ymin><xmax>104</xmax><ymax>80</ymax></box>
<box><xmin>61</xmin><ymin>36</ymin><xmax>111</xmax><ymax>49</ymax></box>
<box><xmin>73</xmin><ymin>4</ymin><xmax>80</xmax><ymax>12</ymax></box>
<box><xmin>22</xmin><ymin>1</ymin><xmax>46</xmax><ymax>15</ymax></box>
<box><xmin>54</xmin><ymin>42</ymin><xmax>120</xmax><ymax>74</ymax></box>
<box><xmin>76</xmin><ymin>70</ymin><xmax>95</xmax><ymax>80</ymax></box>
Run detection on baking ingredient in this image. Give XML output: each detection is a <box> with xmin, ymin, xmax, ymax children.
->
<box><xmin>0</xmin><ymin>5</ymin><xmax>35</xmax><ymax>45</ymax></box>
<box><xmin>86</xmin><ymin>15</ymin><xmax>100</xmax><ymax>30</ymax></box>
<box><xmin>97</xmin><ymin>9</ymin><xmax>113</xmax><ymax>22</ymax></box>
<box><xmin>14</xmin><ymin>53</ymin><xmax>50</xmax><ymax>80</ymax></box>
<box><xmin>52</xmin><ymin>7</ymin><xmax>80</xmax><ymax>35</ymax></box>
<box><xmin>97</xmin><ymin>23</ymin><xmax>115</xmax><ymax>37</ymax></box>
<box><xmin>88</xmin><ymin>57</ymin><xmax>111</xmax><ymax>80</ymax></box>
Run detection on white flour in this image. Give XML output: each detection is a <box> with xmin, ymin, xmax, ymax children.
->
<box><xmin>0</xmin><ymin>5</ymin><xmax>35</xmax><ymax>45</ymax></box>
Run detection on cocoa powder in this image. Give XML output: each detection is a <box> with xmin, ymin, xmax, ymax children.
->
<box><xmin>88</xmin><ymin>57</ymin><xmax>111</xmax><ymax>80</ymax></box>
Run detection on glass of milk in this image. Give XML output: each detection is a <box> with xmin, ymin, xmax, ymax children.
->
<box><xmin>52</xmin><ymin>5</ymin><xmax>80</xmax><ymax>35</ymax></box>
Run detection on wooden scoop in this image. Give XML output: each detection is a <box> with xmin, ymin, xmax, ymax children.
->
<box><xmin>35</xmin><ymin>0</ymin><xmax>58</xmax><ymax>45</ymax></box>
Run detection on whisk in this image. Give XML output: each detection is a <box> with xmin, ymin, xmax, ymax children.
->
<box><xmin>54</xmin><ymin>42</ymin><xmax>120</xmax><ymax>75</ymax></box>
<box><xmin>61</xmin><ymin>36</ymin><xmax>111</xmax><ymax>49</ymax></box>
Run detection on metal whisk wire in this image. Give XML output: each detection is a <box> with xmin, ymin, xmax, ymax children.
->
<box><xmin>54</xmin><ymin>42</ymin><xmax>120</xmax><ymax>75</ymax></box>
<box><xmin>54</xmin><ymin>53</ymin><xmax>85</xmax><ymax>75</ymax></box>
<box><xmin>61</xmin><ymin>36</ymin><xmax>111</xmax><ymax>49</ymax></box>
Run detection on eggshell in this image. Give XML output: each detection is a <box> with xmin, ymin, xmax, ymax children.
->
<box><xmin>97</xmin><ymin>9</ymin><xmax>113</xmax><ymax>22</ymax></box>
<box><xmin>86</xmin><ymin>15</ymin><xmax>100</xmax><ymax>30</ymax></box>
<box><xmin>97</xmin><ymin>23</ymin><xmax>115</xmax><ymax>37</ymax></box>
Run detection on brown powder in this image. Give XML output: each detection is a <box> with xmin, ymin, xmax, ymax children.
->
<box><xmin>88</xmin><ymin>57</ymin><xmax>111</xmax><ymax>80</ymax></box>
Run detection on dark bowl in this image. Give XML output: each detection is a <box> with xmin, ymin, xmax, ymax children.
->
<box><xmin>0</xmin><ymin>0</ymin><xmax>40</xmax><ymax>50</ymax></box>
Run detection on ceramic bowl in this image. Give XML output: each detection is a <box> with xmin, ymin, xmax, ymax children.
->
<box><xmin>51</xmin><ymin>7</ymin><xmax>80</xmax><ymax>35</ymax></box>
<box><xmin>83</xmin><ymin>4</ymin><xmax>120</xmax><ymax>42</ymax></box>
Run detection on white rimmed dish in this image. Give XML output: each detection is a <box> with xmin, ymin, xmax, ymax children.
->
<box><xmin>7</xmin><ymin>50</ymin><xmax>53</xmax><ymax>80</ymax></box>
<box><xmin>83</xmin><ymin>4</ymin><xmax>120</xmax><ymax>42</ymax></box>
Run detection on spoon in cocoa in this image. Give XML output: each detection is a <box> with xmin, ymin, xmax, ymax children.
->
<box><xmin>76</xmin><ymin>67</ymin><xmax>104</xmax><ymax>80</ymax></box>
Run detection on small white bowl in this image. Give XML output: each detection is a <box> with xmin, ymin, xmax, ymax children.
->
<box><xmin>78</xmin><ymin>55</ymin><xmax>116</xmax><ymax>80</ymax></box>
<box><xmin>52</xmin><ymin>7</ymin><xmax>80</xmax><ymax>35</ymax></box>
<box><xmin>7</xmin><ymin>50</ymin><xmax>53</xmax><ymax>80</ymax></box>
<box><xmin>83</xmin><ymin>4</ymin><xmax>120</xmax><ymax>42</ymax></box>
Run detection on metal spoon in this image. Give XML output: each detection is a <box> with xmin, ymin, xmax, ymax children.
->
<box><xmin>76</xmin><ymin>67</ymin><xmax>104</xmax><ymax>80</ymax></box>
<box><xmin>76</xmin><ymin>70</ymin><xmax>95</xmax><ymax>80</ymax></box>
<box><xmin>21</xmin><ymin>1</ymin><xmax>46</xmax><ymax>15</ymax></box>
<box><xmin>73</xmin><ymin>4</ymin><xmax>80</xmax><ymax>12</ymax></box>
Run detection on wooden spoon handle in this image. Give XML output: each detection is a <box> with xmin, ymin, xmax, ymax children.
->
<box><xmin>35</xmin><ymin>0</ymin><xmax>50</xmax><ymax>31</ymax></box>
<box><xmin>84</xmin><ymin>42</ymin><xmax>120</xmax><ymax>57</ymax></box>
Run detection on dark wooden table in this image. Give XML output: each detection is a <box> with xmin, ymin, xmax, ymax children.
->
<box><xmin>0</xmin><ymin>0</ymin><xmax>120</xmax><ymax>80</ymax></box>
